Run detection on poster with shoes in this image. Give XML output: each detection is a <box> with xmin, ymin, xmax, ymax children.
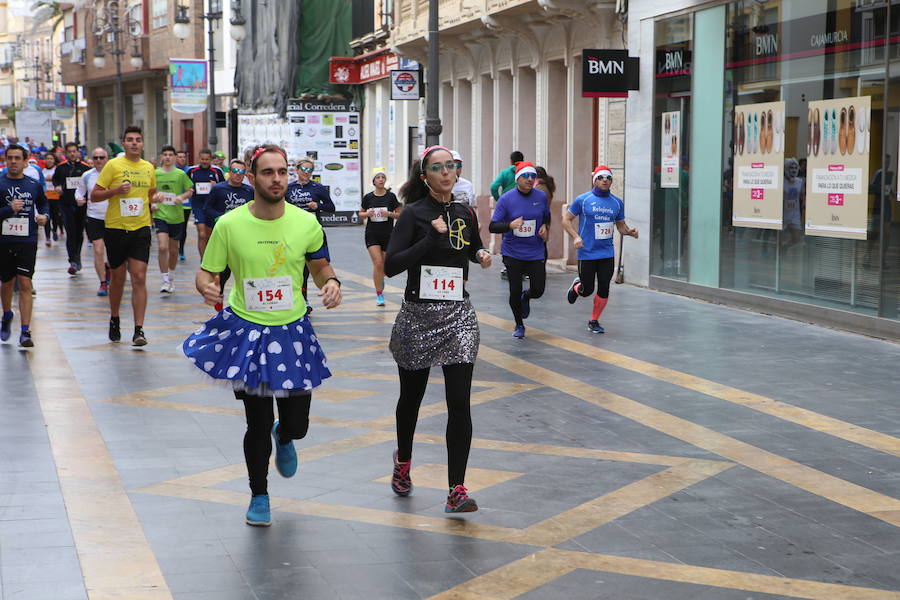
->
<box><xmin>805</xmin><ymin>96</ymin><xmax>871</xmax><ymax>239</ymax></box>
<box><xmin>732</xmin><ymin>101</ymin><xmax>785</xmax><ymax>229</ymax></box>
<box><xmin>660</xmin><ymin>110</ymin><xmax>680</xmax><ymax>189</ymax></box>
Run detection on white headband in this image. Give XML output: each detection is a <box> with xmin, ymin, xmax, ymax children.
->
<box><xmin>516</xmin><ymin>166</ymin><xmax>537</xmax><ymax>179</ymax></box>
<box><xmin>592</xmin><ymin>169</ymin><xmax>612</xmax><ymax>180</ymax></box>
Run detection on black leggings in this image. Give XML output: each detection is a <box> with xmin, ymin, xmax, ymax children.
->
<box><xmin>396</xmin><ymin>363</ymin><xmax>474</xmax><ymax>488</ymax></box>
<box><xmin>61</xmin><ymin>201</ymin><xmax>87</xmax><ymax>264</ymax></box>
<box><xmin>502</xmin><ymin>256</ymin><xmax>546</xmax><ymax>326</ymax></box>
<box><xmin>238</xmin><ymin>390</ymin><xmax>312</xmax><ymax>496</ymax></box>
<box><xmin>45</xmin><ymin>199</ymin><xmax>63</xmax><ymax>237</ymax></box>
<box><xmin>577</xmin><ymin>257</ymin><xmax>615</xmax><ymax>299</ymax></box>
<box><xmin>179</xmin><ymin>208</ymin><xmax>191</xmax><ymax>254</ymax></box>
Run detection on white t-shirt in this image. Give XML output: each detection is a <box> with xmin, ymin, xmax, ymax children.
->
<box><xmin>77</xmin><ymin>168</ymin><xmax>107</xmax><ymax>220</ymax></box>
<box><xmin>452</xmin><ymin>176</ymin><xmax>476</xmax><ymax>207</ymax></box>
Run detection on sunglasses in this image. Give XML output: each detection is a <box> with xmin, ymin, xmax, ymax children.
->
<box><xmin>595</xmin><ymin>175</ymin><xmax>613</xmax><ymax>181</ymax></box>
<box><xmin>519</xmin><ymin>173</ymin><xmax>537</xmax><ymax>180</ymax></box>
<box><xmin>92</xmin><ymin>156</ymin><xmax>107</xmax><ymax>160</ymax></box>
<box><xmin>231</xmin><ymin>168</ymin><xmax>246</xmax><ymax>175</ymax></box>
<box><xmin>298</xmin><ymin>166</ymin><xmax>314</xmax><ymax>173</ymax></box>
<box><xmin>424</xmin><ymin>161</ymin><xmax>458</xmax><ymax>174</ymax></box>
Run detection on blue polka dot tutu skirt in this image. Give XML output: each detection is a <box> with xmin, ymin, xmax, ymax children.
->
<box><xmin>182</xmin><ymin>308</ymin><xmax>331</xmax><ymax>398</ymax></box>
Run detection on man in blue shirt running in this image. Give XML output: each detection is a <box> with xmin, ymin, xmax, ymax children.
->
<box><xmin>187</xmin><ymin>148</ymin><xmax>225</xmax><ymax>257</ymax></box>
<box><xmin>489</xmin><ymin>161</ymin><xmax>550</xmax><ymax>339</ymax></box>
<box><xmin>286</xmin><ymin>156</ymin><xmax>334</xmax><ymax>308</ymax></box>
<box><xmin>0</xmin><ymin>144</ymin><xmax>49</xmax><ymax>347</ymax></box>
<box><xmin>562</xmin><ymin>165</ymin><xmax>638</xmax><ymax>334</ymax></box>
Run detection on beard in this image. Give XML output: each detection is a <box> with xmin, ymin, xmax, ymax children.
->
<box><xmin>255</xmin><ymin>186</ymin><xmax>284</xmax><ymax>204</ymax></box>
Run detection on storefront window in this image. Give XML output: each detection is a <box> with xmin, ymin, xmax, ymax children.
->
<box><xmin>652</xmin><ymin>16</ymin><xmax>692</xmax><ymax>280</ymax></box>
<box><xmin>720</xmin><ymin>0</ymin><xmax>891</xmax><ymax>317</ymax></box>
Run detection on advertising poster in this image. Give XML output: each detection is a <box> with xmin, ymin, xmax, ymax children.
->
<box><xmin>732</xmin><ymin>101</ymin><xmax>785</xmax><ymax>229</ymax></box>
<box><xmin>15</xmin><ymin>110</ymin><xmax>53</xmax><ymax>146</ymax></box>
<box><xmin>805</xmin><ymin>96</ymin><xmax>871</xmax><ymax>239</ymax></box>
<box><xmin>169</xmin><ymin>59</ymin><xmax>208</xmax><ymax>114</ymax></box>
<box><xmin>660</xmin><ymin>110</ymin><xmax>680</xmax><ymax>189</ymax></box>
<box><xmin>286</xmin><ymin>99</ymin><xmax>362</xmax><ymax>226</ymax></box>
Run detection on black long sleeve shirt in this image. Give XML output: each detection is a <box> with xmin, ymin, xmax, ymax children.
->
<box><xmin>53</xmin><ymin>160</ymin><xmax>91</xmax><ymax>205</ymax></box>
<box><xmin>385</xmin><ymin>195</ymin><xmax>485</xmax><ymax>302</ymax></box>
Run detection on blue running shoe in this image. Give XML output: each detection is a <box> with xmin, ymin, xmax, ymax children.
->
<box><xmin>246</xmin><ymin>495</ymin><xmax>271</xmax><ymax>526</ymax></box>
<box><xmin>588</xmin><ymin>320</ymin><xmax>605</xmax><ymax>334</ymax></box>
<box><xmin>19</xmin><ymin>329</ymin><xmax>33</xmax><ymax>347</ymax></box>
<box><xmin>271</xmin><ymin>421</ymin><xmax>297</xmax><ymax>478</ymax></box>
<box><xmin>520</xmin><ymin>291</ymin><xmax>531</xmax><ymax>319</ymax></box>
<box><xmin>445</xmin><ymin>485</ymin><xmax>478</xmax><ymax>513</ymax></box>
<box><xmin>512</xmin><ymin>325</ymin><xmax>525</xmax><ymax>339</ymax></box>
<box><xmin>179</xmin><ymin>252</ymin><xmax>186</xmax><ymax>261</ymax></box>
<box><xmin>376</xmin><ymin>293</ymin><xmax>385</xmax><ymax>307</ymax></box>
<box><xmin>567</xmin><ymin>277</ymin><xmax>581</xmax><ymax>304</ymax></box>
<box><xmin>0</xmin><ymin>311</ymin><xmax>12</xmax><ymax>342</ymax></box>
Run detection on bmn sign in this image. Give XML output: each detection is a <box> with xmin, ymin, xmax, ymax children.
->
<box><xmin>581</xmin><ymin>49</ymin><xmax>639</xmax><ymax>98</ymax></box>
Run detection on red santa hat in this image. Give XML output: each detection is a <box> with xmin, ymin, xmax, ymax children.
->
<box><xmin>515</xmin><ymin>161</ymin><xmax>537</xmax><ymax>179</ymax></box>
<box><xmin>592</xmin><ymin>165</ymin><xmax>613</xmax><ymax>180</ymax></box>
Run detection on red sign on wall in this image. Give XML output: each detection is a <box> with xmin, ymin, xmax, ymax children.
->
<box><xmin>329</xmin><ymin>51</ymin><xmax>399</xmax><ymax>85</ymax></box>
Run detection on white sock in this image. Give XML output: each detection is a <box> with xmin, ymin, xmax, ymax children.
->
<box><xmin>161</xmin><ymin>272</ymin><xmax>170</xmax><ymax>283</ymax></box>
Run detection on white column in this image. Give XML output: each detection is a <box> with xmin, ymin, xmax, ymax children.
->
<box><xmin>534</xmin><ymin>64</ymin><xmax>548</xmax><ymax>167</ymax></box>
<box><xmin>494</xmin><ymin>70</ymin><xmax>514</xmax><ymax>179</ymax></box>
<box><xmin>441</xmin><ymin>81</ymin><xmax>454</xmax><ymax>151</ymax></box>
<box><xmin>454</xmin><ymin>79</ymin><xmax>472</xmax><ymax>171</ymax></box>
<box><xmin>473</xmin><ymin>74</ymin><xmax>494</xmax><ymax>194</ymax></box>
<box><xmin>515</xmin><ymin>67</ymin><xmax>537</xmax><ymax>163</ymax></box>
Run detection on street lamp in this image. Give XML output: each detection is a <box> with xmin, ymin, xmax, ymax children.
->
<box><xmin>425</xmin><ymin>0</ymin><xmax>442</xmax><ymax>146</ymax></box>
<box><xmin>90</xmin><ymin>1</ymin><xmax>145</xmax><ymax>134</ymax></box>
<box><xmin>172</xmin><ymin>0</ymin><xmax>247</xmax><ymax>150</ymax></box>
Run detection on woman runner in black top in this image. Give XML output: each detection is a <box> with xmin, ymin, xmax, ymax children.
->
<box><xmin>359</xmin><ymin>167</ymin><xmax>400</xmax><ymax>306</ymax></box>
<box><xmin>384</xmin><ymin>145</ymin><xmax>492</xmax><ymax>513</ymax></box>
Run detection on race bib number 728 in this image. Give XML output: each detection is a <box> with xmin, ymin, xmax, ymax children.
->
<box><xmin>594</xmin><ymin>222</ymin><xmax>615</xmax><ymax>240</ymax></box>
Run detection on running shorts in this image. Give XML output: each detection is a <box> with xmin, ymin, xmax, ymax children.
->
<box><xmin>104</xmin><ymin>226</ymin><xmax>151</xmax><ymax>268</ymax></box>
<box><xmin>0</xmin><ymin>243</ymin><xmax>38</xmax><ymax>281</ymax></box>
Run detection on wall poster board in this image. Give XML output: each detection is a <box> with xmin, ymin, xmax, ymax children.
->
<box><xmin>237</xmin><ymin>99</ymin><xmax>362</xmax><ymax>226</ymax></box>
<box><xmin>805</xmin><ymin>96</ymin><xmax>871</xmax><ymax>239</ymax></box>
<box><xmin>660</xmin><ymin>110</ymin><xmax>681</xmax><ymax>189</ymax></box>
<box><xmin>732</xmin><ymin>101</ymin><xmax>785</xmax><ymax>229</ymax></box>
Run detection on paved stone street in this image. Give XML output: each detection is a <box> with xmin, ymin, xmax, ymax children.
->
<box><xmin>1</xmin><ymin>226</ymin><xmax>899</xmax><ymax>600</ymax></box>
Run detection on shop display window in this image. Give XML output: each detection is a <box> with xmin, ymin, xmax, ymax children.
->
<box><xmin>651</xmin><ymin>15</ymin><xmax>693</xmax><ymax>280</ymax></box>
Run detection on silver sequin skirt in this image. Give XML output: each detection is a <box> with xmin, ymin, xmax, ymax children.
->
<box><xmin>389</xmin><ymin>299</ymin><xmax>480</xmax><ymax>370</ymax></box>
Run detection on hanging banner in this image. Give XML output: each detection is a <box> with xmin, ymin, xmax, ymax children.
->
<box><xmin>732</xmin><ymin>101</ymin><xmax>785</xmax><ymax>229</ymax></box>
<box><xmin>581</xmin><ymin>49</ymin><xmax>639</xmax><ymax>98</ymax></box>
<box><xmin>805</xmin><ymin>96</ymin><xmax>871</xmax><ymax>239</ymax></box>
<box><xmin>660</xmin><ymin>110</ymin><xmax>680</xmax><ymax>189</ymax></box>
<box><xmin>169</xmin><ymin>59</ymin><xmax>208</xmax><ymax>115</ymax></box>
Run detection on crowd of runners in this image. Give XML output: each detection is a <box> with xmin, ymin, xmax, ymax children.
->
<box><xmin>0</xmin><ymin>126</ymin><xmax>638</xmax><ymax>523</ymax></box>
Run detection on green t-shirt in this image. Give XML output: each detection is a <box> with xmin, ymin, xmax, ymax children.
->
<box><xmin>202</xmin><ymin>202</ymin><xmax>325</xmax><ymax>325</ymax></box>
<box><xmin>154</xmin><ymin>168</ymin><xmax>193</xmax><ymax>224</ymax></box>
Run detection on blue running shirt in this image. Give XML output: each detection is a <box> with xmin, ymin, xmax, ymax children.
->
<box><xmin>568</xmin><ymin>188</ymin><xmax>624</xmax><ymax>260</ymax></box>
